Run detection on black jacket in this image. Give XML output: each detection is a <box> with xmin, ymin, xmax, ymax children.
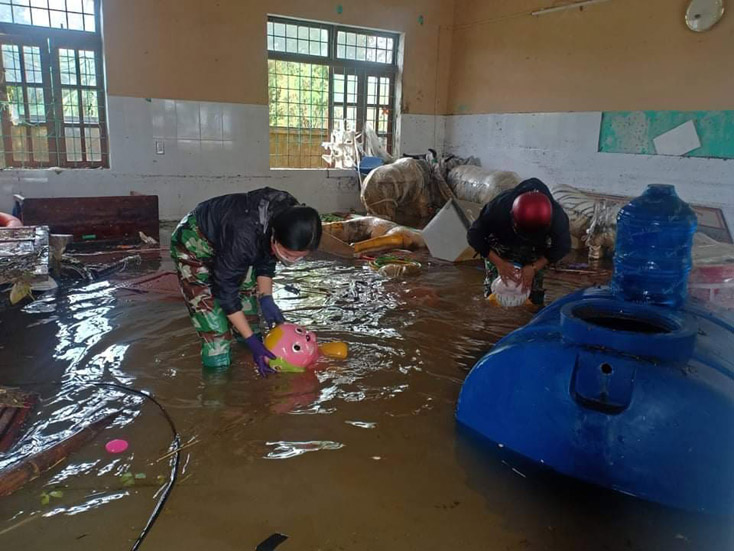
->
<box><xmin>467</xmin><ymin>178</ymin><xmax>571</xmax><ymax>265</ymax></box>
<box><xmin>194</xmin><ymin>188</ymin><xmax>299</xmax><ymax>315</ymax></box>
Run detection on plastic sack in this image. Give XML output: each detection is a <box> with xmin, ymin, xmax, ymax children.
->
<box><xmin>586</xmin><ymin>199</ymin><xmax>618</xmax><ymax>259</ymax></box>
<box><xmin>692</xmin><ymin>232</ymin><xmax>734</xmax><ymax>265</ymax></box>
<box><xmin>322</xmin><ymin>216</ymin><xmax>425</xmax><ymax>255</ymax></box>
<box><xmin>353</xmin><ymin>227</ymin><xmax>425</xmax><ymax>254</ymax></box>
<box><xmin>360</xmin><ymin>158</ymin><xmax>440</xmax><ymax>226</ymax></box>
<box><xmin>490</xmin><ymin>276</ymin><xmax>530</xmax><ymax>308</ymax></box>
<box><xmin>322</xmin><ymin>216</ymin><xmax>398</xmax><ymax>243</ymax></box>
<box><xmin>551</xmin><ymin>184</ymin><xmax>621</xmax><ymax>252</ymax></box>
<box><xmin>363</xmin><ymin>123</ymin><xmax>394</xmax><ymax>164</ymax></box>
<box><xmin>447</xmin><ymin>165</ymin><xmax>520</xmax><ymax>205</ymax></box>
<box><xmin>689</xmin><ymin>234</ymin><xmax>734</xmax><ymax>309</ymax></box>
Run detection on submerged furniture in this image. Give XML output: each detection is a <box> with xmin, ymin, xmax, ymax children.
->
<box><xmin>457</xmin><ymin>185</ymin><xmax>734</xmax><ymax>513</ymax></box>
<box><xmin>15</xmin><ymin>194</ymin><xmax>159</xmax><ymax>245</ymax></box>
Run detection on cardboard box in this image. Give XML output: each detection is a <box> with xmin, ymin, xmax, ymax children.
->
<box><xmin>422</xmin><ymin>199</ymin><xmax>483</xmax><ymax>262</ymax></box>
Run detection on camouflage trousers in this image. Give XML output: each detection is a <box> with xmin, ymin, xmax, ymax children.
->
<box><xmin>170</xmin><ymin>213</ymin><xmax>260</xmax><ymax>368</ymax></box>
<box><xmin>484</xmin><ymin>259</ymin><xmax>546</xmax><ymax>306</ymax></box>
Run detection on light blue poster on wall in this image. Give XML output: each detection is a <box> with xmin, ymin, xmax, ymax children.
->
<box><xmin>599</xmin><ymin>110</ymin><xmax>734</xmax><ymax>160</ymax></box>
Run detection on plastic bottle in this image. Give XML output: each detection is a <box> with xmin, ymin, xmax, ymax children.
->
<box><xmin>611</xmin><ymin>184</ymin><xmax>697</xmax><ymax>309</ymax></box>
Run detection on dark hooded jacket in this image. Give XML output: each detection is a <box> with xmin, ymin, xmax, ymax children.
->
<box><xmin>467</xmin><ymin>178</ymin><xmax>571</xmax><ymax>265</ymax></box>
<box><xmin>194</xmin><ymin>188</ymin><xmax>298</xmax><ymax>315</ymax></box>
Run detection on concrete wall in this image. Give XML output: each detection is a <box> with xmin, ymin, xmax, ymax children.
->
<box><xmin>443</xmin><ymin>0</ymin><xmax>734</xmax><ymax>230</ymax></box>
<box><xmin>0</xmin><ymin>0</ymin><xmax>454</xmax><ymax>219</ymax></box>
<box><xmin>448</xmin><ymin>0</ymin><xmax>734</xmax><ymax>114</ymax></box>
<box><xmin>104</xmin><ymin>0</ymin><xmax>454</xmax><ymax>116</ymax></box>
<box><xmin>443</xmin><ymin>112</ymin><xmax>734</xmax><ymax>229</ymax></box>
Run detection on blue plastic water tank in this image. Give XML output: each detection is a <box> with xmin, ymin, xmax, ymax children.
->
<box><xmin>456</xmin><ymin>288</ymin><xmax>734</xmax><ymax>514</ymax></box>
<box><xmin>611</xmin><ymin>184</ymin><xmax>697</xmax><ymax>309</ymax></box>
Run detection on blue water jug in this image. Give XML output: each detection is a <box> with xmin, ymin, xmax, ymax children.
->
<box><xmin>611</xmin><ymin>184</ymin><xmax>697</xmax><ymax>308</ymax></box>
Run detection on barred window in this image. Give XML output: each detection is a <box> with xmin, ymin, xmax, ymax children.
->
<box><xmin>0</xmin><ymin>0</ymin><xmax>107</xmax><ymax>168</ymax></box>
<box><xmin>267</xmin><ymin>16</ymin><xmax>398</xmax><ymax>169</ymax></box>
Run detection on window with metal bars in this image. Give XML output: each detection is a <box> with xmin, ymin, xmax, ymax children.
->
<box><xmin>267</xmin><ymin>16</ymin><xmax>398</xmax><ymax>169</ymax></box>
<box><xmin>0</xmin><ymin>0</ymin><xmax>106</xmax><ymax>168</ymax></box>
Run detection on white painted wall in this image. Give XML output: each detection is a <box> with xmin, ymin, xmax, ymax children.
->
<box><xmin>444</xmin><ymin>112</ymin><xmax>734</xmax><ymax>230</ymax></box>
<box><xmin>399</xmin><ymin>114</ymin><xmax>445</xmax><ymax>157</ymax></box>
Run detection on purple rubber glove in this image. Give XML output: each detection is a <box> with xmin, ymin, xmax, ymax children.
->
<box><xmin>245</xmin><ymin>334</ymin><xmax>277</xmax><ymax>377</ymax></box>
<box><xmin>259</xmin><ymin>295</ymin><xmax>285</xmax><ymax>328</ymax></box>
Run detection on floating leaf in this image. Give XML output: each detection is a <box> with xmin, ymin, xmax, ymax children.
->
<box><xmin>10</xmin><ymin>280</ymin><xmax>33</xmax><ymax>305</ymax></box>
<box><xmin>156</xmin><ymin>475</ymin><xmax>166</xmax><ymax>484</ymax></box>
<box><xmin>134</xmin><ymin>473</ymin><xmax>146</xmax><ymax>480</ymax></box>
<box><xmin>49</xmin><ymin>490</ymin><xmax>64</xmax><ymax>499</ymax></box>
<box><xmin>40</xmin><ymin>492</ymin><xmax>50</xmax><ymax>506</ymax></box>
<box><xmin>120</xmin><ymin>472</ymin><xmax>135</xmax><ymax>487</ymax></box>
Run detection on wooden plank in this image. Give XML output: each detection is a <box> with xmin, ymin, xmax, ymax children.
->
<box><xmin>20</xmin><ymin>195</ymin><xmax>159</xmax><ymax>244</ymax></box>
<box><xmin>0</xmin><ymin>396</ymin><xmax>36</xmax><ymax>453</ymax></box>
<box><xmin>318</xmin><ymin>231</ymin><xmax>355</xmax><ymax>258</ymax></box>
<box><xmin>0</xmin><ymin>412</ymin><xmax>118</xmax><ymax>497</ymax></box>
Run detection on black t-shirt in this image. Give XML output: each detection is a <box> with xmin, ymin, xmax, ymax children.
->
<box><xmin>193</xmin><ymin>188</ymin><xmax>298</xmax><ymax>315</ymax></box>
<box><xmin>467</xmin><ymin>178</ymin><xmax>571</xmax><ymax>265</ymax></box>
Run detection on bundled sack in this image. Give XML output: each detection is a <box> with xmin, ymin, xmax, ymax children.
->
<box><xmin>447</xmin><ymin>165</ymin><xmax>520</xmax><ymax>205</ymax></box>
<box><xmin>551</xmin><ymin>184</ymin><xmax>621</xmax><ymax>252</ymax></box>
<box><xmin>360</xmin><ymin>158</ymin><xmax>444</xmax><ymax>226</ymax></box>
<box><xmin>323</xmin><ymin>216</ymin><xmax>425</xmax><ymax>255</ymax></box>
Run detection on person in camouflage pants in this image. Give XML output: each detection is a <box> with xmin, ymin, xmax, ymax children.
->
<box><xmin>170</xmin><ymin>213</ymin><xmax>261</xmax><ymax>368</ymax></box>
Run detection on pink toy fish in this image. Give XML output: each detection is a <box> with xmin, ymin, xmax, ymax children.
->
<box><xmin>264</xmin><ymin>323</ymin><xmax>348</xmax><ymax>372</ymax></box>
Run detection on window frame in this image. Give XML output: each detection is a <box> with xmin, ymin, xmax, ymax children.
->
<box><xmin>267</xmin><ymin>16</ymin><xmax>399</xmax><ymax>168</ymax></box>
<box><xmin>0</xmin><ymin>0</ymin><xmax>107</xmax><ymax>169</ymax></box>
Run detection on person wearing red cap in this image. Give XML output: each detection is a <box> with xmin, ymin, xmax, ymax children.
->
<box><xmin>467</xmin><ymin>178</ymin><xmax>571</xmax><ymax>307</ymax></box>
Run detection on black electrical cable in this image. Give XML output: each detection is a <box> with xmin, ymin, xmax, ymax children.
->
<box><xmin>93</xmin><ymin>382</ymin><xmax>181</xmax><ymax>551</ymax></box>
<box><xmin>5</xmin><ymin>380</ymin><xmax>181</xmax><ymax>551</ymax></box>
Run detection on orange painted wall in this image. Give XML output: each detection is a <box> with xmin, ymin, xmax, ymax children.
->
<box><xmin>102</xmin><ymin>0</ymin><xmax>454</xmax><ymax>115</ymax></box>
<box><xmin>448</xmin><ymin>0</ymin><xmax>734</xmax><ymax>114</ymax></box>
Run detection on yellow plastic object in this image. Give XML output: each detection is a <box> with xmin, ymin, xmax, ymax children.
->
<box><xmin>486</xmin><ymin>293</ymin><xmax>501</xmax><ymax>307</ymax></box>
<box><xmin>263</xmin><ymin>325</ymin><xmax>283</xmax><ymax>351</ymax></box>
<box><xmin>487</xmin><ymin>293</ymin><xmax>542</xmax><ymax>313</ymax></box>
<box><xmin>319</xmin><ymin>341</ymin><xmax>349</xmax><ymax>359</ymax></box>
<box><xmin>353</xmin><ymin>233</ymin><xmax>406</xmax><ymax>254</ymax></box>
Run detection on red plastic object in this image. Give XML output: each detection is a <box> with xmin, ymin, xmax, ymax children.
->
<box><xmin>511</xmin><ymin>191</ymin><xmax>552</xmax><ymax>232</ymax></box>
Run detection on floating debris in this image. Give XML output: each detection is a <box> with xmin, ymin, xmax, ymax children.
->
<box><xmin>264</xmin><ymin>440</ymin><xmax>344</xmax><ymax>460</ymax></box>
<box><xmin>0</xmin><ymin>412</ymin><xmax>118</xmax><ymax>497</ymax></box>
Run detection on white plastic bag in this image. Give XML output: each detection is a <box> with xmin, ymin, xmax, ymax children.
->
<box><xmin>490</xmin><ymin>275</ymin><xmax>530</xmax><ymax>308</ymax></box>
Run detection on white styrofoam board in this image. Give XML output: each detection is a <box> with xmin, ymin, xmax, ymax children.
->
<box><xmin>653</xmin><ymin>120</ymin><xmax>701</xmax><ymax>156</ymax></box>
<box><xmin>422</xmin><ymin>198</ymin><xmax>483</xmax><ymax>262</ymax></box>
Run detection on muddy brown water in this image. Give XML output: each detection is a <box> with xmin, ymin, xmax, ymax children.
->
<box><xmin>0</xmin><ymin>253</ymin><xmax>731</xmax><ymax>550</ymax></box>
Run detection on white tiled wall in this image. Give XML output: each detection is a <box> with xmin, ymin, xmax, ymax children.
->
<box><xmin>0</xmin><ymin>95</ymin><xmax>445</xmax><ymax>218</ymax></box>
<box><xmin>0</xmin><ymin>95</ymin><xmax>367</xmax><ymax>218</ymax></box>
<box><xmin>108</xmin><ymin>97</ymin><xmax>269</xmax><ymax>176</ymax></box>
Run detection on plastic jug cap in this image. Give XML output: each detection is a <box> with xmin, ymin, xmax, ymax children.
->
<box><xmin>647</xmin><ymin>184</ymin><xmax>675</xmax><ymax>195</ymax></box>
